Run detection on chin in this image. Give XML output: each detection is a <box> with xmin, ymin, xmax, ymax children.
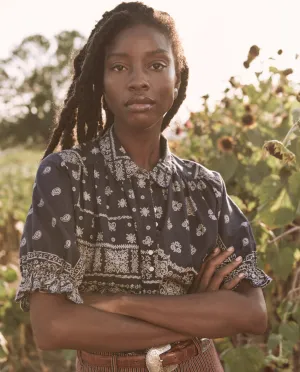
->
<box><xmin>124</xmin><ymin>115</ymin><xmax>162</xmax><ymax>131</ymax></box>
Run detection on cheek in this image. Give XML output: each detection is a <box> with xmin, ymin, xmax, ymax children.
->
<box><xmin>156</xmin><ymin>78</ymin><xmax>176</xmax><ymax>112</ymax></box>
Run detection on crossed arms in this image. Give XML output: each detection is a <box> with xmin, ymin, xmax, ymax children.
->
<box><xmin>29</xmin><ymin>248</ymin><xmax>268</xmax><ymax>353</ymax></box>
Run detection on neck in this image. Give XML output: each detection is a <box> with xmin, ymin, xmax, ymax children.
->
<box><xmin>113</xmin><ymin>121</ymin><xmax>163</xmax><ymax>171</ymax></box>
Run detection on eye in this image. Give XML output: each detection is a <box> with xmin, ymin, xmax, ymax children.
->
<box><xmin>150</xmin><ymin>62</ymin><xmax>167</xmax><ymax>71</ymax></box>
<box><xmin>112</xmin><ymin>64</ymin><xmax>126</xmax><ymax>72</ymax></box>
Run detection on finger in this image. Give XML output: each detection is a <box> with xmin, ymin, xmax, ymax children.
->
<box><xmin>208</xmin><ymin>255</ymin><xmax>243</xmax><ymax>291</ymax></box>
<box><xmin>188</xmin><ymin>248</ymin><xmax>221</xmax><ymax>294</ymax></box>
<box><xmin>221</xmin><ymin>272</ymin><xmax>245</xmax><ymax>290</ymax></box>
<box><xmin>198</xmin><ymin>247</ymin><xmax>236</xmax><ymax>291</ymax></box>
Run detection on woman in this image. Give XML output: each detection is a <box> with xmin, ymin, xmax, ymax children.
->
<box><xmin>15</xmin><ymin>2</ymin><xmax>272</xmax><ymax>371</ymax></box>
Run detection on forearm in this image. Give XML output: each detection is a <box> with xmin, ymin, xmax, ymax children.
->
<box><xmin>47</xmin><ymin>302</ymin><xmax>189</xmax><ymax>352</ymax></box>
<box><xmin>116</xmin><ymin>290</ymin><xmax>264</xmax><ymax>338</ymax></box>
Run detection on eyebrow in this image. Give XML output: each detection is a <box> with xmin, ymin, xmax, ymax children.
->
<box><xmin>105</xmin><ymin>48</ymin><xmax>171</xmax><ymax>60</ymax></box>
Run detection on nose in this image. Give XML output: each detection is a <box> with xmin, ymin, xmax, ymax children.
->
<box><xmin>127</xmin><ymin>69</ymin><xmax>150</xmax><ymax>91</ymax></box>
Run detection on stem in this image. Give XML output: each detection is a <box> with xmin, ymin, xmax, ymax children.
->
<box><xmin>268</xmin><ymin>226</ymin><xmax>300</xmax><ymax>244</ymax></box>
<box><xmin>282</xmin><ymin>118</ymin><xmax>300</xmax><ymax>146</ymax></box>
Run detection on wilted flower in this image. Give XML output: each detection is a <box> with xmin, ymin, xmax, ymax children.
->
<box><xmin>243</xmin><ymin>61</ymin><xmax>250</xmax><ymax>69</ymax></box>
<box><xmin>282</xmin><ymin>68</ymin><xmax>293</xmax><ymax>76</ymax></box>
<box><xmin>175</xmin><ymin>126</ymin><xmax>182</xmax><ymax>135</ymax></box>
<box><xmin>263</xmin><ymin>140</ymin><xmax>296</xmax><ymax>165</ymax></box>
<box><xmin>217</xmin><ymin>136</ymin><xmax>235</xmax><ymax>153</ymax></box>
<box><xmin>229</xmin><ymin>77</ymin><xmax>239</xmax><ymax>88</ymax></box>
<box><xmin>275</xmin><ymin>86</ymin><xmax>284</xmax><ymax>94</ymax></box>
<box><xmin>249</xmin><ymin>45</ymin><xmax>260</xmax><ymax>58</ymax></box>
<box><xmin>184</xmin><ymin>120</ymin><xmax>193</xmax><ymax>129</ymax></box>
<box><xmin>242</xmin><ymin>114</ymin><xmax>256</xmax><ymax>128</ymax></box>
<box><xmin>221</xmin><ymin>97</ymin><xmax>230</xmax><ymax>108</ymax></box>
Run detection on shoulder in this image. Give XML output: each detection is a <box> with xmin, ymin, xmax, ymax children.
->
<box><xmin>38</xmin><ymin>138</ymin><xmax>102</xmax><ymax>174</ymax></box>
<box><xmin>171</xmin><ymin>153</ymin><xmax>223</xmax><ymax>191</ymax></box>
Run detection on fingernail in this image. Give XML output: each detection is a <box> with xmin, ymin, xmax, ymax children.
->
<box><xmin>214</xmin><ymin>248</ymin><xmax>220</xmax><ymax>253</ymax></box>
<box><xmin>235</xmin><ymin>256</ymin><xmax>242</xmax><ymax>261</ymax></box>
<box><xmin>238</xmin><ymin>273</ymin><xmax>245</xmax><ymax>278</ymax></box>
<box><xmin>227</xmin><ymin>247</ymin><xmax>234</xmax><ymax>252</ymax></box>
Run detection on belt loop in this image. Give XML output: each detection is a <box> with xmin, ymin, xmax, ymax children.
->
<box><xmin>111</xmin><ymin>355</ymin><xmax>118</xmax><ymax>372</ymax></box>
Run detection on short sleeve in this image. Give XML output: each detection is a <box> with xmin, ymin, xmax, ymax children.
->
<box><xmin>214</xmin><ymin>172</ymin><xmax>272</xmax><ymax>288</ymax></box>
<box><xmin>15</xmin><ymin>154</ymin><xmax>85</xmax><ymax>311</ymax></box>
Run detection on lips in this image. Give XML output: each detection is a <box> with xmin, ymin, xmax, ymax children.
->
<box><xmin>125</xmin><ymin>96</ymin><xmax>155</xmax><ymax>113</ymax></box>
<box><xmin>125</xmin><ymin>96</ymin><xmax>155</xmax><ymax>106</ymax></box>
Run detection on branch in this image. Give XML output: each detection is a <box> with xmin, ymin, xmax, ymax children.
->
<box><xmin>267</xmin><ymin>226</ymin><xmax>300</xmax><ymax>244</ymax></box>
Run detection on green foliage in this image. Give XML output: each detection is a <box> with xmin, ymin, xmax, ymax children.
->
<box><xmin>0</xmin><ymin>31</ymin><xmax>85</xmax><ymax>148</ymax></box>
<box><xmin>1</xmin><ymin>34</ymin><xmax>300</xmax><ymax>370</ymax></box>
<box><xmin>172</xmin><ymin>48</ymin><xmax>300</xmax><ymax>371</ymax></box>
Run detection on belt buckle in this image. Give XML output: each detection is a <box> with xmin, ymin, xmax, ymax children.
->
<box><xmin>145</xmin><ymin>344</ymin><xmax>178</xmax><ymax>372</ymax></box>
<box><xmin>200</xmin><ymin>338</ymin><xmax>211</xmax><ymax>352</ymax></box>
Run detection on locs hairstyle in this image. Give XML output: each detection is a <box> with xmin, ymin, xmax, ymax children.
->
<box><xmin>42</xmin><ymin>1</ymin><xmax>189</xmax><ymax>160</ymax></box>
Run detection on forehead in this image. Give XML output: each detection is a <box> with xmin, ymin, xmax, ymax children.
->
<box><xmin>105</xmin><ymin>24</ymin><xmax>173</xmax><ymax>57</ymax></box>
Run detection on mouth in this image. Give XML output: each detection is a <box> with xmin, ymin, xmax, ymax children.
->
<box><xmin>125</xmin><ymin>96</ymin><xmax>155</xmax><ymax>113</ymax></box>
<box><xmin>126</xmin><ymin>103</ymin><xmax>155</xmax><ymax>113</ymax></box>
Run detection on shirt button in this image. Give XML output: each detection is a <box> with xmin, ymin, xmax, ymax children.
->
<box><xmin>148</xmin><ymin>250</ymin><xmax>154</xmax><ymax>255</ymax></box>
<box><xmin>149</xmin><ymin>266</ymin><xmax>154</xmax><ymax>272</ymax></box>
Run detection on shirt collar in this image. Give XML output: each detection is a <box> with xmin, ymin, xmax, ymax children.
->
<box><xmin>99</xmin><ymin>125</ymin><xmax>175</xmax><ymax>188</ymax></box>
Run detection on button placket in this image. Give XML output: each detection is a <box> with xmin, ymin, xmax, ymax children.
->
<box><xmin>135</xmin><ymin>177</ymin><xmax>158</xmax><ymax>278</ymax></box>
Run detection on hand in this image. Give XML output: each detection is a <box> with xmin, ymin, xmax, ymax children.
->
<box><xmin>188</xmin><ymin>246</ymin><xmax>244</xmax><ymax>294</ymax></box>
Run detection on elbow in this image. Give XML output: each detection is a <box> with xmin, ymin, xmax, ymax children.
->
<box><xmin>31</xmin><ymin>317</ymin><xmax>63</xmax><ymax>351</ymax></box>
<box><xmin>249</xmin><ymin>306</ymin><xmax>268</xmax><ymax>335</ymax></box>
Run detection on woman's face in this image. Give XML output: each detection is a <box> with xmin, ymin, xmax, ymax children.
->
<box><xmin>103</xmin><ymin>24</ymin><xmax>179</xmax><ymax>132</ymax></box>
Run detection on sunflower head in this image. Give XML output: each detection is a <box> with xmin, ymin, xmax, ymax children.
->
<box><xmin>249</xmin><ymin>45</ymin><xmax>260</xmax><ymax>58</ymax></box>
<box><xmin>217</xmin><ymin>136</ymin><xmax>235</xmax><ymax>153</ymax></box>
<box><xmin>263</xmin><ymin>140</ymin><xmax>296</xmax><ymax>165</ymax></box>
<box><xmin>242</xmin><ymin>114</ymin><xmax>256</xmax><ymax>128</ymax></box>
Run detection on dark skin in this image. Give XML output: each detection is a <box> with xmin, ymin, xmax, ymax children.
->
<box><xmin>29</xmin><ymin>24</ymin><xmax>268</xmax><ymax>353</ymax></box>
<box><xmin>103</xmin><ymin>24</ymin><xmax>180</xmax><ymax>170</ymax></box>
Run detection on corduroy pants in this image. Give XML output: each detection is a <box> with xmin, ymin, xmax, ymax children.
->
<box><xmin>76</xmin><ymin>338</ymin><xmax>224</xmax><ymax>372</ymax></box>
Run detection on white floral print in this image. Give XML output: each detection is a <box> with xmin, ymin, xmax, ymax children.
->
<box><xmin>170</xmin><ymin>241</ymin><xmax>182</xmax><ymax>253</ymax></box>
<box><xmin>140</xmin><ymin>207</ymin><xmax>150</xmax><ymax>217</ymax></box>
<box><xmin>196</xmin><ymin>224</ymin><xmax>206</xmax><ymax>236</ymax></box>
<box><xmin>118</xmin><ymin>199</ymin><xmax>127</xmax><ymax>208</ymax></box>
<box><xmin>172</xmin><ymin>201</ymin><xmax>182</xmax><ymax>211</ymax></box>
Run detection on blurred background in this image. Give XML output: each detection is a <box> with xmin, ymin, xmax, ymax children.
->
<box><xmin>1</xmin><ymin>0</ymin><xmax>300</xmax><ymax>371</ymax></box>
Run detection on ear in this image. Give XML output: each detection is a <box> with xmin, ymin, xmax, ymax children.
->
<box><xmin>175</xmin><ymin>73</ymin><xmax>181</xmax><ymax>90</ymax></box>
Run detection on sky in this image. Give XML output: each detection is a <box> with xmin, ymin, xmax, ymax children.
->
<box><xmin>1</xmin><ymin>0</ymin><xmax>300</xmax><ymax>121</ymax></box>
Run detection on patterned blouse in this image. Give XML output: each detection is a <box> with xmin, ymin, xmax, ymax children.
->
<box><xmin>15</xmin><ymin>125</ymin><xmax>272</xmax><ymax>315</ymax></box>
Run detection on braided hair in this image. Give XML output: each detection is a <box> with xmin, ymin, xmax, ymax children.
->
<box><xmin>42</xmin><ymin>1</ymin><xmax>189</xmax><ymax>159</ymax></box>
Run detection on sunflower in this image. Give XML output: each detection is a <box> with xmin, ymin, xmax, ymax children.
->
<box><xmin>263</xmin><ymin>140</ymin><xmax>295</xmax><ymax>165</ymax></box>
<box><xmin>217</xmin><ymin>136</ymin><xmax>235</xmax><ymax>153</ymax></box>
<box><xmin>242</xmin><ymin>113</ymin><xmax>256</xmax><ymax>128</ymax></box>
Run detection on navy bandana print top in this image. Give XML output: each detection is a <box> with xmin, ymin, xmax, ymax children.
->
<box><xmin>16</xmin><ymin>125</ymin><xmax>272</xmax><ymax>312</ymax></box>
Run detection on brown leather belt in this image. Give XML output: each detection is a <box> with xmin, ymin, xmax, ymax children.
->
<box><xmin>78</xmin><ymin>339</ymin><xmax>199</xmax><ymax>368</ymax></box>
